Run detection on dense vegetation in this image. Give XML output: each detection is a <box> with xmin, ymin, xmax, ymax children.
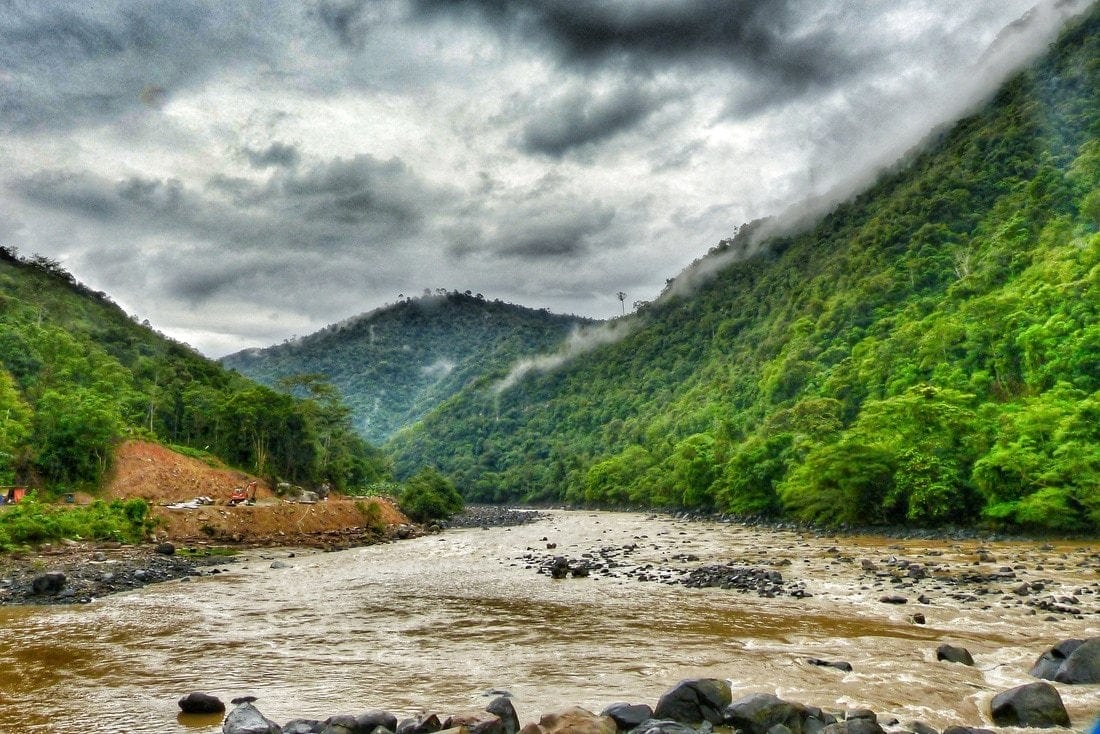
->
<box><xmin>0</xmin><ymin>493</ymin><xmax>152</xmax><ymax>551</ymax></box>
<box><xmin>390</xmin><ymin>7</ymin><xmax>1100</xmax><ymax>533</ymax></box>
<box><xmin>0</xmin><ymin>251</ymin><xmax>388</xmax><ymax>493</ymax></box>
<box><xmin>222</xmin><ymin>291</ymin><xmax>588</xmax><ymax>445</ymax></box>
<box><xmin>397</xmin><ymin>467</ymin><xmax>464</xmax><ymax>523</ymax></box>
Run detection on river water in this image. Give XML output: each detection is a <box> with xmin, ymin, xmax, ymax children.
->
<box><xmin>0</xmin><ymin>510</ymin><xmax>1097</xmax><ymax>733</ymax></box>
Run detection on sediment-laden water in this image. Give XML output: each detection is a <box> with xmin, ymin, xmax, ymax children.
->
<box><xmin>0</xmin><ymin>510</ymin><xmax>1096</xmax><ymax>733</ymax></box>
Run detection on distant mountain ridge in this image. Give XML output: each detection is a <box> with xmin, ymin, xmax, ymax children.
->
<box><xmin>221</xmin><ymin>291</ymin><xmax>592</xmax><ymax>445</ymax></box>
<box><xmin>387</xmin><ymin>5</ymin><xmax>1100</xmax><ymax>531</ymax></box>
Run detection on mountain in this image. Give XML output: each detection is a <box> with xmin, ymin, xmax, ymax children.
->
<box><xmin>221</xmin><ymin>291</ymin><xmax>591</xmax><ymax>445</ymax></box>
<box><xmin>0</xmin><ymin>251</ymin><xmax>386</xmax><ymax>492</ymax></box>
<box><xmin>389</xmin><ymin>6</ymin><xmax>1100</xmax><ymax>531</ymax></box>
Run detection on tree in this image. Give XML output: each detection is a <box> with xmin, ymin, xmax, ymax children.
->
<box><xmin>399</xmin><ymin>467</ymin><xmax>463</xmax><ymax>522</ymax></box>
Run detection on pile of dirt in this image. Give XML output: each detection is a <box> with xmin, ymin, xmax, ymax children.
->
<box><xmin>103</xmin><ymin>440</ymin><xmax>276</xmax><ymax>505</ymax></box>
<box><xmin>101</xmin><ymin>440</ymin><xmax>411</xmax><ymax>547</ymax></box>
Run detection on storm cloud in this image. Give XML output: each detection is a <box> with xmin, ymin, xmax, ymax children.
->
<box><xmin>0</xmin><ymin>0</ymin><xmax>1088</xmax><ymax>356</ymax></box>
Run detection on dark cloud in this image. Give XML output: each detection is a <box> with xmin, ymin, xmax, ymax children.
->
<box><xmin>310</xmin><ymin>0</ymin><xmax>373</xmax><ymax>49</ymax></box>
<box><xmin>243</xmin><ymin>142</ymin><xmax>301</xmax><ymax>169</ymax></box>
<box><xmin>520</xmin><ymin>85</ymin><xmax>668</xmax><ymax>158</ymax></box>
<box><xmin>14</xmin><ymin>171</ymin><xmax>122</xmax><ymax>221</ymax></box>
<box><xmin>453</xmin><ymin>198</ymin><xmax>616</xmax><ymax>260</ymax></box>
<box><xmin>416</xmin><ymin>0</ymin><xmax>866</xmax><ymax>111</ymax></box>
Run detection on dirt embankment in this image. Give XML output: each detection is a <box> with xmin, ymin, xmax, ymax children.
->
<box><xmin>102</xmin><ymin>440</ymin><xmax>411</xmax><ymax>547</ymax></box>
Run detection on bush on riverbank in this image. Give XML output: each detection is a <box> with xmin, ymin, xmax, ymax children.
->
<box><xmin>398</xmin><ymin>468</ymin><xmax>463</xmax><ymax>523</ymax></box>
<box><xmin>0</xmin><ymin>494</ymin><xmax>152</xmax><ymax>551</ymax></box>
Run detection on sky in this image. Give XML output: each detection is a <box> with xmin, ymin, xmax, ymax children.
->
<box><xmin>0</xmin><ymin>0</ymin><xmax>1092</xmax><ymax>357</ymax></box>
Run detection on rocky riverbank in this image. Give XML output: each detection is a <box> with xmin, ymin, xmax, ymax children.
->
<box><xmin>188</xmin><ymin>650</ymin><xmax>1100</xmax><ymax>734</ymax></box>
<box><xmin>0</xmin><ymin>541</ymin><xmax>235</xmax><ymax>605</ymax></box>
<box><xmin>446</xmin><ymin>505</ymin><xmax>547</xmax><ymax>529</ymax></box>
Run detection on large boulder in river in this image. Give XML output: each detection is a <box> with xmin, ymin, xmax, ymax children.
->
<box><xmin>178</xmin><ymin>691</ymin><xmax>225</xmax><ymax>714</ymax></box>
<box><xmin>724</xmin><ymin>693</ymin><xmax>810</xmax><ymax>734</ymax></box>
<box><xmin>653</xmin><ymin>678</ymin><xmax>732</xmax><ymax>725</ymax></box>
<box><xmin>1053</xmin><ymin>637</ymin><xmax>1100</xmax><ymax>684</ymax></box>
<box><xmin>1029</xmin><ymin>639</ymin><xmax>1085</xmax><ymax>680</ymax></box>
<box><xmin>935</xmin><ymin>644</ymin><xmax>974</xmax><ymax>666</ymax></box>
<box><xmin>627</xmin><ymin>721</ymin><xmax>698</xmax><ymax>734</ymax></box>
<box><xmin>281</xmin><ymin>721</ymin><xmax>325</xmax><ymax>734</ymax></box>
<box><xmin>990</xmin><ymin>682</ymin><xmax>1070</xmax><ymax>728</ymax></box>
<box><xmin>397</xmin><ymin>714</ymin><xmax>442</xmax><ymax>734</ymax></box>
<box><xmin>519</xmin><ymin>707</ymin><xmax>616</xmax><ymax>734</ymax></box>
<box><xmin>486</xmin><ymin>696</ymin><xmax>520</xmax><ymax>734</ymax></box>
<box><xmin>326</xmin><ymin>710</ymin><xmax>399</xmax><ymax>734</ymax></box>
<box><xmin>600</xmin><ymin>702</ymin><xmax>653</xmax><ymax>731</ymax></box>
<box><xmin>222</xmin><ymin>702</ymin><xmax>283</xmax><ymax>734</ymax></box>
<box><xmin>444</xmin><ymin>709</ymin><xmax>503</xmax><ymax>734</ymax></box>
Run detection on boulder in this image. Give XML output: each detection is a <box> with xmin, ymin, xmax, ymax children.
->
<box><xmin>878</xmin><ymin>595</ymin><xmax>907</xmax><ymax>605</ymax></box>
<box><xmin>627</xmin><ymin>722</ymin><xmax>697</xmax><ymax>734</ymax></box>
<box><xmin>282</xmin><ymin>721</ymin><xmax>326</xmax><ymax>734</ymax></box>
<box><xmin>989</xmin><ymin>682</ymin><xmax>1070</xmax><ymax>728</ymax></box>
<box><xmin>600</xmin><ymin>703</ymin><xmax>653</xmax><ymax>731</ymax></box>
<box><xmin>518</xmin><ymin>707</ymin><xmax>615</xmax><ymax>734</ymax></box>
<box><xmin>223</xmin><ymin>702</ymin><xmax>283</xmax><ymax>734</ymax></box>
<box><xmin>1029</xmin><ymin>639</ymin><xmax>1084</xmax><ymax>680</ymax></box>
<box><xmin>806</xmin><ymin>658</ymin><xmax>852</xmax><ymax>672</ymax></box>
<box><xmin>941</xmin><ymin>728</ymin><xmax>993</xmax><ymax>734</ymax></box>
<box><xmin>908</xmin><ymin>722</ymin><xmax>938</xmax><ymax>734</ymax></box>
<box><xmin>178</xmin><ymin>691</ymin><xmax>226</xmax><ymax>714</ymax></box>
<box><xmin>356</xmin><ymin>711</ymin><xmax>399</xmax><ymax>734</ymax></box>
<box><xmin>156</xmin><ymin>541</ymin><xmax>176</xmax><ymax>555</ymax></box>
<box><xmin>1054</xmin><ymin>637</ymin><xmax>1100</xmax><ymax>684</ymax></box>
<box><xmin>724</xmin><ymin>693</ymin><xmax>807</xmax><ymax>734</ymax></box>
<box><xmin>935</xmin><ymin>645</ymin><xmax>974</xmax><ymax>666</ymax></box>
<box><xmin>486</xmin><ymin>697</ymin><xmax>520</xmax><ymax>734</ymax></box>
<box><xmin>819</xmin><ymin>720</ymin><xmax>883</xmax><ymax>734</ymax></box>
<box><xmin>444</xmin><ymin>710</ymin><xmax>503</xmax><ymax>734</ymax></box>
<box><xmin>653</xmin><ymin>678</ymin><xmax>732</xmax><ymax>725</ymax></box>
<box><xmin>31</xmin><ymin>572</ymin><xmax>66</xmax><ymax>595</ymax></box>
<box><xmin>397</xmin><ymin>713</ymin><xmax>443</xmax><ymax>734</ymax></box>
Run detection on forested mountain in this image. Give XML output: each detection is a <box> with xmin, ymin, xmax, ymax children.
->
<box><xmin>389</xmin><ymin>6</ymin><xmax>1100</xmax><ymax>532</ymax></box>
<box><xmin>221</xmin><ymin>292</ymin><xmax>590</xmax><ymax>445</ymax></box>
<box><xmin>0</xmin><ymin>251</ymin><xmax>387</xmax><ymax>493</ymax></box>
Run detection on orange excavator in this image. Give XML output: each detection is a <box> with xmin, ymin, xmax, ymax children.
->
<box><xmin>227</xmin><ymin>481</ymin><xmax>257</xmax><ymax>506</ymax></box>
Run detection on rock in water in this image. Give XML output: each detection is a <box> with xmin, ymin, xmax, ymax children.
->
<box><xmin>222</xmin><ymin>702</ymin><xmax>283</xmax><ymax>734</ymax></box>
<box><xmin>444</xmin><ymin>710</ymin><xmax>503</xmax><ymax>734</ymax></box>
<box><xmin>990</xmin><ymin>682</ymin><xmax>1070</xmax><ymax>728</ymax></box>
<box><xmin>1030</xmin><ymin>639</ymin><xmax>1084</xmax><ymax>680</ymax></box>
<box><xmin>518</xmin><ymin>707</ymin><xmax>615</xmax><ymax>734</ymax></box>
<box><xmin>397</xmin><ymin>713</ymin><xmax>442</xmax><ymax>734</ymax></box>
<box><xmin>653</xmin><ymin>678</ymin><xmax>732</xmax><ymax>725</ymax></box>
<box><xmin>156</xmin><ymin>542</ymin><xmax>176</xmax><ymax>555</ymax></box>
<box><xmin>723</xmin><ymin>693</ymin><xmax>810</xmax><ymax>734</ymax></box>
<box><xmin>486</xmin><ymin>696</ymin><xmax>520</xmax><ymax>734</ymax></box>
<box><xmin>1054</xmin><ymin>637</ymin><xmax>1100</xmax><ymax>684</ymax></box>
<box><xmin>599</xmin><ymin>702</ymin><xmax>653</xmax><ymax>731</ymax></box>
<box><xmin>935</xmin><ymin>644</ymin><xmax>975</xmax><ymax>666</ymax></box>
<box><xmin>178</xmin><ymin>691</ymin><xmax>225</xmax><ymax>714</ymax></box>
<box><xmin>282</xmin><ymin>721</ymin><xmax>325</xmax><ymax>734</ymax></box>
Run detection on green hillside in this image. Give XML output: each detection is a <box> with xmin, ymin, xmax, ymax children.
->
<box><xmin>389</xmin><ymin>7</ymin><xmax>1100</xmax><ymax>532</ymax></box>
<box><xmin>221</xmin><ymin>291</ymin><xmax>590</xmax><ymax>445</ymax></box>
<box><xmin>0</xmin><ymin>251</ymin><xmax>386</xmax><ymax>493</ymax></box>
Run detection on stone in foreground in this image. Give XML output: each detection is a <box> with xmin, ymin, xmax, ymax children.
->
<box><xmin>222</xmin><ymin>702</ymin><xmax>282</xmax><ymax>734</ymax></box>
<box><xmin>518</xmin><ymin>707</ymin><xmax>615</xmax><ymax>734</ymax></box>
<box><xmin>653</xmin><ymin>678</ymin><xmax>732</xmax><ymax>725</ymax></box>
<box><xmin>178</xmin><ymin>691</ymin><xmax>226</xmax><ymax>714</ymax></box>
<box><xmin>990</xmin><ymin>682</ymin><xmax>1070</xmax><ymax>728</ymax></box>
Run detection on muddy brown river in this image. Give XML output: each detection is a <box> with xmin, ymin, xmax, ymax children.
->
<box><xmin>0</xmin><ymin>510</ymin><xmax>1097</xmax><ymax>733</ymax></box>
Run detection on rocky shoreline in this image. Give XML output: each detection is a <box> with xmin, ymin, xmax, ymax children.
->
<box><xmin>187</xmin><ymin>645</ymin><xmax>1100</xmax><ymax>734</ymax></box>
<box><xmin>445</xmin><ymin>505</ymin><xmax>547</xmax><ymax>529</ymax></box>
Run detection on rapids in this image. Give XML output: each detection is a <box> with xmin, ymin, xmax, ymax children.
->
<box><xmin>0</xmin><ymin>510</ymin><xmax>1096</xmax><ymax>733</ymax></box>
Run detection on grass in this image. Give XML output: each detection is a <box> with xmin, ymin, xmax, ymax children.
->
<box><xmin>0</xmin><ymin>493</ymin><xmax>153</xmax><ymax>552</ymax></box>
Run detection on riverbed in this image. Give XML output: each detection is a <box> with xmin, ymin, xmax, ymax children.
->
<box><xmin>0</xmin><ymin>510</ymin><xmax>1096</xmax><ymax>733</ymax></box>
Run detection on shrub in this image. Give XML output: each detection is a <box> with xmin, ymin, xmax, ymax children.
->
<box><xmin>398</xmin><ymin>468</ymin><xmax>463</xmax><ymax>523</ymax></box>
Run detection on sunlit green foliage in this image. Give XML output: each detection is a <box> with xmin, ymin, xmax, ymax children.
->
<box><xmin>391</xmin><ymin>7</ymin><xmax>1100</xmax><ymax>532</ymax></box>
<box><xmin>0</xmin><ymin>249</ymin><xmax>389</xmax><ymax>492</ymax></box>
<box><xmin>398</xmin><ymin>467</ymin><xmax>464</xmax><ymax>523</ymax></box>
<box><xmin>0</xmin><ymin>493</ymin><xmax>152</xmax><ymax>551</ymax></box>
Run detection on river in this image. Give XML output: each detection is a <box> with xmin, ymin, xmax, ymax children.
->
<box><xmin>0</xmin><ymin>510</ymin><xmax>1096</xmax><ymax>733</ymax></box>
